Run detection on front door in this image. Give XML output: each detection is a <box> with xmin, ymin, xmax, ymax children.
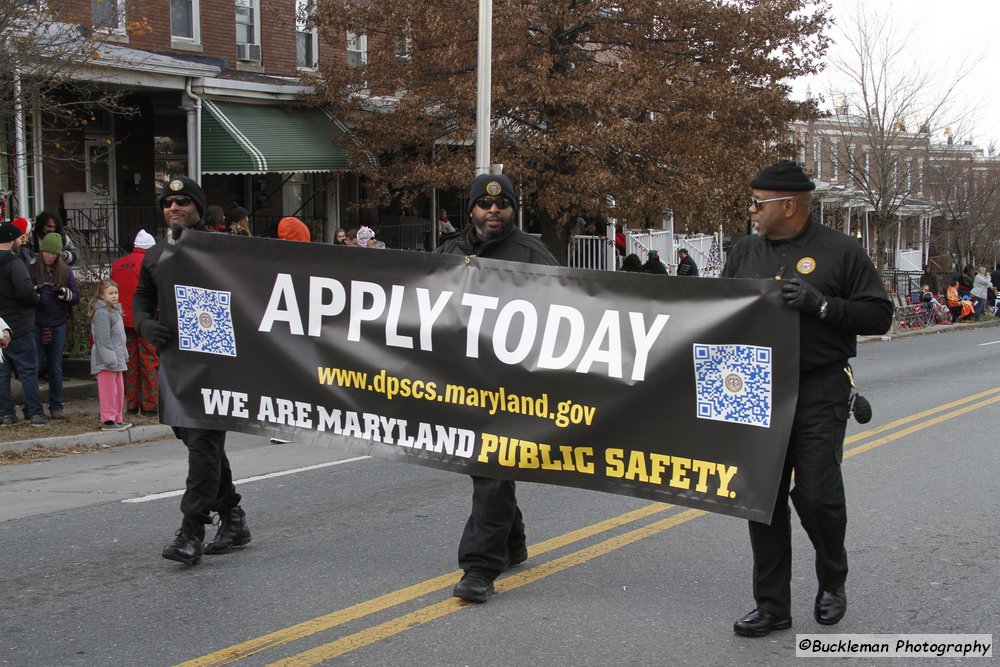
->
<box><xmin>85</xmin><ymin>139</ymin><xmax>117</xmax><ymax>246</ymax></box>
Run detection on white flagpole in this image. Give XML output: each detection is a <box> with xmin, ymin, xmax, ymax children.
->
<box><xmin>475</xmin><ymin>0</ymin><xmax>492</xmax><ymax>175</ymax></box>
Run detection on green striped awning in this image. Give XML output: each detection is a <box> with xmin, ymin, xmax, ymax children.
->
<box><xmin>201</xmin><ymin>100</ymin><xmax>350</xmax><ymax>175</ymax></box>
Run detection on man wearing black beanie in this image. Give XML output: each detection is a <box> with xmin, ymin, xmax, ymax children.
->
<box><xmin>723</xmin><ymin>160</ymin><xmax>893</xmax><ymax>637</ymax></box>
<box><xmin>437</xmin><ymin>172</ymin><xmax>558</xmax><ymax>602</ymax></box>
<box><xmin>135</xmin><ymin>176</ymin><xmax>252</xmax><ymax>566</ymax></box>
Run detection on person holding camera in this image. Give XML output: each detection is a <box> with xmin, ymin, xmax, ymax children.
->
<box><xmin>30</xmin><ymin>233</ymin><xmax>80</xmax><ymax>420</ymax></box>
<box><xmin>723</xmin><ymin>160</ymin><xmax>893</xmax><ymax>637</ymax></box>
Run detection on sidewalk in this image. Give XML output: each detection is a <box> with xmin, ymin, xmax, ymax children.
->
<box><xmin>3</xmin><ymin>375</ymin><xmax>174</xmax><ymax>454</ymax></box>
<box><xmin>3</xmin><ymin>317</ymin><xmax>997</xmax><ymax>456</ymax></box>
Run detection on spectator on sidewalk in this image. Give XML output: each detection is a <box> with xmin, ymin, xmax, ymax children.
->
<box><xmin>0</xmin><ymin>315</ymin><xmax>11</xmax><ymax>361</ymax></box>
<box><xmin>135</xmin><ymin>176</ymin><xmax>251</xmax><ymax>567</ymax></box>
<box><xmin>31</xmin><ymin>212</ymin><xmax>79</xmax><ymax>266</ymax></box>
<box><xmin>971</xmin><ymin>266</ymin><xmax>991</xmax><ymax>321</ymax></box>
<box><xmin>89</xmin><ymin>279</ymin><xmax>130</xmax><ymax>432</ymax></box>
<box><xmin>30</xmin><ymin>233</ymin><xmax>80</xmax><ymax>420</ymax></box>
<box><xmin>0</xmin><ymin>222</ymin><xmax>46</xmax><ymax>426</ymax></box>
<box><xmin>11</xmin><ymin>217</ymin><xmax>34</xmax><ymax>266</ymax></box>
<box><xmin>204</xmin><ymin>205</ymin><xmax>227</xmax><ymax>233</ymax></box>
<box><xmin>642</xmin><ymin>249</ymin><xmax>668</xmax><ymax>274</ymax></box>
<box><xmin>111</xmin><ymin>229</ymin><xmax>159</xmax><ymax>415</ymax></box>
<box><xmin>228</xmin><ymin>206</ymin><xmax>252</xmax><ymax>237</ymax></box>
<box><xmin>676</xmin><ymin>248</ymin><xmax>699</xmax><ymax>276</ymax></box>
<box><xmin>620</xmin><ymin>253</ymin><xmax>644</xmax><ymax>273</ymax></box>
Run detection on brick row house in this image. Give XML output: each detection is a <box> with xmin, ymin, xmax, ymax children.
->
<box><xmin>789</xmin><ymin>110</ymin><xmax>1000</xmax><ymax>274</ymax></box>
<box><xmin>1</xmin><ymin>0</ymin><xmax>373</xmax><ymax>258</ymax></box>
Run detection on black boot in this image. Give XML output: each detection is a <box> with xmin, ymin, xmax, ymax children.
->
<box><xmin>162</xmin><ymin>519</ymin><xmax>205</xmax><ymax>565</ymax></box>
<box><xmin>204</xmin><ymin>506</ymin><xmax>252</xmax><ymax>555</ymax></box>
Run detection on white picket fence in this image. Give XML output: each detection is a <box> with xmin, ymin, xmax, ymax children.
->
<box><xmin>563</xmin><ymin>230</ymin><xmax>722</xmax><ymax>275</ymax></box>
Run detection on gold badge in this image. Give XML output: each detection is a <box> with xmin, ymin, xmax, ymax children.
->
<box><xmin>796</xmin><ymin>257</ymin><xmax>816</xmax><ymax>274</ymax></box>
<box><xmin>485</xmin><ymin>181</ymin><xmax>502</xmax><ymax>196</ymax></box>
<box><xmin>724</xmin><ymin>374</ymin><xmax>743</xmax><ymax>393</ymax></box>
<box><xmin>169</xmin><ymin>179</ymin><xmax>185</xmax><ymax>192</ymax></box>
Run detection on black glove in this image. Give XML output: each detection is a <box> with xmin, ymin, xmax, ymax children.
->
<box><xmin>138</xmin><ymin>319</ymin><xmax>171</xmax><ymax>346</ymax></box>
<box><xmin>781</xmin><ymin>276</ymin><xmax>824</xmax><ymax>315</ymax></box>
<box><xmin>56</xmin><ymin>286</ymin><xmax>73</xmax><ymax>302</ymax></box>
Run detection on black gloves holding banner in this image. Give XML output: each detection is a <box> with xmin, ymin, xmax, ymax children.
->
<box><xmin>781</xmin><ymin>276</ymin><xmax>824</xmax><ymax>315</ymax></box>
<box><xmin>139</xmin><ymin>319</ymin><xmax>171</xmax><ymax>346</ymax></box>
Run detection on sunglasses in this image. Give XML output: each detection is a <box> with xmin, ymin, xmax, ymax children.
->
<box><xmin>750</xmin><ymin>196</ymin><xmax>794</xmax><ymax>210</ymax></box>
<box><xmin>161</xmin><ymin>196</ymin><xmax>193</xmax><ymax>208</ymax></box>
<box><xmin>474</xmin><ymin>196</ymin><xmax>512</xmax><ymax>211</ymax></box>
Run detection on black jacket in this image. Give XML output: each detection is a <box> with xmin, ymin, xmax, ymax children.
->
<box><xmin>435</xmin><ymin>224</ymin><xmax>558</xmax><ymax>266</ymax></box>
<box><xmin>723</xmin><ymin>217</ymin><xmax>893</xmax><ymax>372</ymax></box>
<box><xmin>0</xmin><ymin>250</ymin><xmax>40</xmax><ymax>336</ymax></box>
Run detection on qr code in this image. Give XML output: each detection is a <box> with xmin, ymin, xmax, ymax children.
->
<box><xmin>175</xmin><ymin>285</ymin><xmax>237</xmax><ymax>357</ymax></box>
<box><xmin>693</xmin><ymin>343</ymin><xmax>772</xmax><ymax>428</ymax></box>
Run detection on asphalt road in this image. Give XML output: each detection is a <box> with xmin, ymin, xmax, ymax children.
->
<box><xmin>1</xmin><ymin>327</ymin><xmax>998</xmax><ymax>666</ymax></box>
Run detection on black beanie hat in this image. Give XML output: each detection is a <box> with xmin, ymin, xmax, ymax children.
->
<box><xmin>159</xmin><ymin>176</ymin><xmax>207</xmax><ymax>216</ymax></box>
<box><xmin>750</xmin><ymin>159</ymin><xmax>816</xmax><ymax>191</ymax></box>
<box><xmin>227</xmin><ymin>206</ymin><xmax>249</xmax><ymax>223</ymax></box>
<box><xmin>0</xmin><ymin>222</ymin><xmax>21</xmax><ymax>243</ymax></box>
<box><xmin>468</xmin><ymin>174</ymin><xmax>517</xmax><ymax>213</ymax></box>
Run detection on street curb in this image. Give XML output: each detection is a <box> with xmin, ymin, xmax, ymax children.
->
<box><xmin>0</xmin><ymin>424</ymin><xmax>175</xmax><ymax>454</ymax></box>
<box><xmin>859</xmin><ymin>318</ymin><xmax>999</xmax><ymax>343</ymax></box>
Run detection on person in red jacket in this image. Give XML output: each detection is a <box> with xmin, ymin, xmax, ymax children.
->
<box><xmin>111</xmin><ymin>229</ymin><xmax>159</xmax><ymax>414</ymax></box>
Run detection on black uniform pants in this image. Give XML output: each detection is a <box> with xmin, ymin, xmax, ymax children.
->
<box><xmin>458</xmin><ymin>476</ymin><xmax>526</xmax><ymax>579</ymax></box>
<box><xmin>749</xmin><ymin>364</ymin><xmax>850</xmax><ymax>618</ymax></box>
<box><xmin>174</xmin><ymin>427</ymin><xmax>241</xmax><ymax>525</ymax></box>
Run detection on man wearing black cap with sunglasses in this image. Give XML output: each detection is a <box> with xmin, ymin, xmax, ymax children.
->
<box><xmin>723</xmin><ymin>160</ymin><xmax>892</xmax><ymax>637</ymax></box>
<box><xmin>134</xmin><ymin>176</ymin><xmax>251</xmax><ymax>566</ymax></box>
<box><xmin>437</xmin><ymin>173</ymin><xmax>557</xmax><ymax>603</ymax></box>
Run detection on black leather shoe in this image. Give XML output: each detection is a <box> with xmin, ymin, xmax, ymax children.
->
<box><xmin>162</xmin><ymin>520</ymin><xmax>205</xmax><ymax>565</ymax></box>
<box><xmin>452</xmin><ymin>572</ymin><xmax>495</xmax><ymax>603</ymax></box>
<box><xmin>733</xmin><ymin>608</ymin><xmax>792</xmax><ymax>637</ymax></box>
<box><xmin>814</xmin><ymin>588</ymin><xmax>847</xmax><ymax>625</ymax></box>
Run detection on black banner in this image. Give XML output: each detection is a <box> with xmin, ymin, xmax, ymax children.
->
<box><xmin>157</xmin><ymin>232</ymin><xmax>799</xmax><ymax>522</ymax></box>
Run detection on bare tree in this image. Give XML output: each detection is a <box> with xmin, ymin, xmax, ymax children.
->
<box><xmin>927</xmin><ymin>146</ymin><xmax>1000</xmax><ymax>272</ymax></box>
<box><xmin>310</xmin><ymin>0</ymin><xmax>830</xmax><ymax>262</ymax></box>
<box><xmin>1</xmin><ymin>1</ymin><xmax>143</xmax><ymax>180</ymax></box>
<box><xmin>817</xmin><ymin>2</ymin><xmax>978</xmax><ymax>273</ymax></box>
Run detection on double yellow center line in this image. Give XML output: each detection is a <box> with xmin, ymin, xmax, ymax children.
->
<box><xmin>179</xmin><ymin>386</ymin><xmax>1000</xmax><ymax>667</ymax></box>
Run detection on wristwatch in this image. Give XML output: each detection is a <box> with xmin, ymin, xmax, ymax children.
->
<box><xmin>818</xmin><ymin>298</ymin><xmax>829</xmax><ymax>319</ymax></box>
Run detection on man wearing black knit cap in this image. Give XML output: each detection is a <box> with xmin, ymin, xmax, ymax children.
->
<box><xmin>134</xmin><ymin>176</ymin><xmax>252</xmax><ymax>566</ymax></box>
<box><xmin>724</xmin><ymin>160</ymin><xmax>892</xmax><ymax>637</ymax></box>
<box><xmin>437</xmin><ymin>173</ymin><xmax>557</xmax><ymax>602</ymax></box>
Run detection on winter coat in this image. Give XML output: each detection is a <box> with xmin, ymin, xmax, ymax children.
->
<box><xmin>111</xmin><ymin>247</ymin><xmax>147</xmax><ymax>328</ymax></box>
<box><xmin>971</xmin><ymin>273</ymin><xmax>991</xmax><ymax>300</ymax></box>
<box><xmin>32</xmin><ymin>265</ymin><xmax>80</xmax><ymax>327</ymax></box>
<box><xmin>91</xmin><ymin>303</ymin><xmax>128</xmax><ymax>373</ymax></box>
<box><xmin>435</xmin><ymin>224</ymin><xmax>558</xmax><ymax>266</ymax></box>
<box><xmin>0</xmin><ymin>250</ymin><xmax>40</xmax><ymax>337</ymax></box>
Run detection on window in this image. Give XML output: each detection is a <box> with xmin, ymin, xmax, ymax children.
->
<box><xmin>917</xmin><ymin>159</ymin><xmax>924</xmax><ymax>194</ymax></box>
<box><xmin>830</xmin><ymin>141</ymin><xmax>839</xmax><ymax>182</ymax></box>
<box><xmin>394</xmin><ymin>35</ymin><xmax>411</xmax><ymax>60</ymax></box>
<box><xmin>347</xmin><ymin>31</ymin><xmax>367</xmax><ymax>68</ymax></box>
<box><xmin>236</xmin><ymin>0</ymin><xmax>259</xmax><ymax>46</ymax></box>
<box><xmin>93</xmin><ymin>0</ymin><xmax>123</xmax><ymax>31</ymax></box>
<box><xmin>296</xmin><ymin>0</ymin><xmax>318</xmax><ymax>69</ymax></box>
<box><xmin>812</xmin><ymin>140</ymin><xmax>821</xmax><ymax>179</ymax></box>
<box><xmin>862</xmin><ymin>149</ymin><xmax>870</xmax><ymax>181</ymax></box>
<box><xmin>171</xmin><ymin>0</ymin><xmax>200</xmax><ymax>42</ymax></box>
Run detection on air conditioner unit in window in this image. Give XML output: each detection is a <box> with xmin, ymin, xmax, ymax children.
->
<box><xmin>236</xmin><ymin>43</ymin><xmax>261</xmax><ymax>62</ymax></box>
